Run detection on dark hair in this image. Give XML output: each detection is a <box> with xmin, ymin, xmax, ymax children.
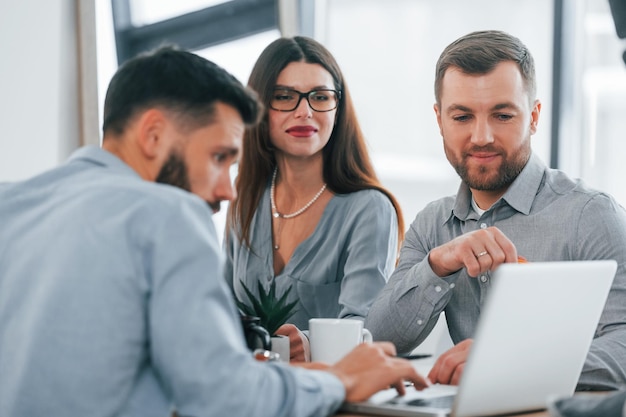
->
<box><xmin>434</xmin><ymin>30</ymin><xmax>536</xmax><ymax>106</ymax></box>
<box><xmin>229</xmin><ymin>36</ymin><xmax>404</xmax><ymax>249</ymax></box>
<box><xmin>102</xmin><ymin>45</ymin><xmax>261</xmax><ymax>137</ymax></box>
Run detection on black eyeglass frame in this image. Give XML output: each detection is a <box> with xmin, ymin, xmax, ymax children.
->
<box><xmin>269</xmin><ymin>88</ymin><xmax>342</xmax><ymax>112</ymax></box>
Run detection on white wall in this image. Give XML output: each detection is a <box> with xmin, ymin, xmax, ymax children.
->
<box><xmin>324</xmin><ymin>0</ymin><xmax>554</xmax><ymax>220</ymax></box>
<box><xmin>0</xmin><ymin>0</ymin><xmax>81</xmax><ymax>182</ymax></box>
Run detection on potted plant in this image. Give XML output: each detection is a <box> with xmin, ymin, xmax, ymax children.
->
<box><xmin>235</xmin><ymin>279</ymin><xmax>298</xmax><ymax>361</ymax></box>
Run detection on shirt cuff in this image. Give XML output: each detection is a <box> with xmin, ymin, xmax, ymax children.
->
<box><xmin>291</xmin><ymin>367</ymin><xmax>346</xmax><ymax>416</ymax></box>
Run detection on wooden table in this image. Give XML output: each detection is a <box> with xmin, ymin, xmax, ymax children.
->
<box><xmin>336</xmin><ymin>392</ymin><xmax>613</xmax><ymax>416</ymax></box>
<box><xmin>337</xmin><ymin>410</ymin><xmax>549</xmax><ymax>416</ymax></box>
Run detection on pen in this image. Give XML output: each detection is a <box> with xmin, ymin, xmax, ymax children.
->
<box><xmin>398</xmin><ymin>353</ymin><xmax>433</xmax><ymax>360</ymax></box>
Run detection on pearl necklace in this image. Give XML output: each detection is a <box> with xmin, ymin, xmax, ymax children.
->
<box><xmin>270</xmin><ymin>168</ymin><xmax>327</xmax><ymax>219</ymax></box>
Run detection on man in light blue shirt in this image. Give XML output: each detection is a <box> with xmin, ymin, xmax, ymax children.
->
<box><xmin>0</xmin><ymin>46</ymin><xmax>427</xmax><ymax>417</ymax></box>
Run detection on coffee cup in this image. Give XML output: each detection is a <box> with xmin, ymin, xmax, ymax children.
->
<box><xmin>270</xmin><ymin>335</ymin><xmax>290</xmax><ymax>363</ymax></box>
<box><xmin>240</xmin><ymin>315</ymin><xmax>271</xmax><ymax>351</ymax></box>
<box><xmin>309</xmin><ymin>318</ymin><xmax>373</xmax><ymax>364</ymax></box>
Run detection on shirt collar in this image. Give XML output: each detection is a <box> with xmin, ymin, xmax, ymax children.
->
<box><xmin>68</xmin><ymin>145</ymin><xmax>142</xmax><ymax>180</ymax></box>
<box><xmin>500</xmin><ymin>153</ymin><xmax>546</xmax><ymax>215</ymax></box>
<box><xmin>450</xmin><ymin>153</ymin><xmax>546</xmax><ymax>221</ymax></box>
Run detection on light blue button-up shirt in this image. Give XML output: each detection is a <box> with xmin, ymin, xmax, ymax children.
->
<box><xmin>225</xmin><ymin>186</ymin><xmax>398</xmax><ymax>331</ymax></box>
<box><xmin>0</xmin><ymin>146</ymin><xmax>344</xmax><ymax>417</ymax></box>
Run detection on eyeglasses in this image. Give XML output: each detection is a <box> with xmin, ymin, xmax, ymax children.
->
<box><xmin>270</xmin><ymin>88</ymin><xmax>341</xmax><ymax>112</ymax></box>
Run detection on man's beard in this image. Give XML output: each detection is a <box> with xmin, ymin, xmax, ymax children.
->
<box><xmin>447</xmin><ymin>144</ymin><xmax>530</xmax><ymax>192</ymax></box>
<box><xmin>156</xmin><ymin>152</ymin><xmax>221</xmax><ymax>213</ymax></box>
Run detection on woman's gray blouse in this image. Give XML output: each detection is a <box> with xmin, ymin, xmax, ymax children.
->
<box><xmin>224</xmin><ymin>186</ymin><xmax>398</xmax><ymax>330</ymax></box>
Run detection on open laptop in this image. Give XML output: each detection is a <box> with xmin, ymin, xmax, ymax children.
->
<box><xmin>341</xmin><ymin>260</ymin><xmax>617</xmax><ymax>417</ymax></box>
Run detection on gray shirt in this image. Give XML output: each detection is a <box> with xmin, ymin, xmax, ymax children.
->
<box><xmin>366</xmin><ymin>153</ymin><xmax>626</xmax><ymax>391</ymax></box>
<box><xmin>225</xmin><ymin>186</ymin><xmax>398</xmax><ymax>330</ymax></box>
<box><xmin>0</xmin><ymin>146</ymin><xmax>344</xmax><ymax>417</ymax></box>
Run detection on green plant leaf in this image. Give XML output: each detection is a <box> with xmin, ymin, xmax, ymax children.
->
<box><xmin>235</xmin><ymin>299</ymin><xmax>255</xmax><ymax>317</ymax></box>
<box><xmin>234</xmin><ymin>278</ymin><xmax>299</xmax><ymax>335</ymax></box>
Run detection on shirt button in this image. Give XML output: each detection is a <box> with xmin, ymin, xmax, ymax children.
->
<box><xmin>480</xmin><ymin>275</ymin><xmax>488</xmax><ymax>283</ymax></box>
<box><xmin>435</xmin><ymin>285</ymin><xmax>442</xmax><ymax>292</ymax></box>
<box><xmin>450</xmin><ymin>283</ymin><xmax>456</xmax><ymax>289</ymax></box>
<box><xmin>417</xmin><ymin>319</ymin><xmax>423</xmax><ymax>325</ymax></box>
<box><xmin>480</xmin><ymin>223</ymin><xmax>488</xmax><ymax>229</ymax></box>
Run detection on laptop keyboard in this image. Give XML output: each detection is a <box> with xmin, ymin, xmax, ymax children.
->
<box><xmin>404</xmin><ymin>395</ymin><xmax>455</xmax><ymax>409</ymax></box>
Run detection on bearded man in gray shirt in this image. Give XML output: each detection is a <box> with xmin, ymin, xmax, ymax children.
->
<box><xmin>366</xmin><ymin>30</ymin><xmax>626</xmax><ymax>392</ymax></box>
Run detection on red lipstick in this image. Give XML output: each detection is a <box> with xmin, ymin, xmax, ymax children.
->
<box><xmin>286</xmin><ymin>125</ymin><xmax>317</xmax><ymax>137</ymax></box>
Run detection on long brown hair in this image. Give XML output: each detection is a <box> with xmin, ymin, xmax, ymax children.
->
<box><xmin>228</xmin><ymin>36</ymin><xmax>404</xmax><ymax>249</ymax></box>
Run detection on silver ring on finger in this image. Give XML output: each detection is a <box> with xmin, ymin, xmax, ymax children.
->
<box><xmin>476</xmin><ymin>251</ymin><xmax>489</xmax><ymax>259</ymax></box>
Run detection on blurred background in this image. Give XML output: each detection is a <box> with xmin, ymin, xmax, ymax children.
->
<box><xmin>1</xmin><ymin>0</ymin><xmax>625</xmax><ymax>240</ymax></box>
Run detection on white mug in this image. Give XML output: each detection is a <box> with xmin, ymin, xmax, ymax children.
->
<box><xmin>270</xmin><ymin>335</ymin><xmax>290</xmax><ymax>363</ymax></box>
<box><xmin>309</xmin><ymin>318</ymin><xmax>373</xmax><ymax>364</ymax></box>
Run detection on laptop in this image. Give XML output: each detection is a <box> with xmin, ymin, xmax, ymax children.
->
<box><xmin>341</xmin><ymin>260</ymin><xmax>617</xmax><ymax>417</ymax></box>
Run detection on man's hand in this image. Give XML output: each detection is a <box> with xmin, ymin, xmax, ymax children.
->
<box><xmin>275</xmin><ymin>324</ymin><xmax>310</xmax><ymax>362</ymax></box>
<box><xmin>328</xmin><ymin>342</ymin><xmax>430</xmax><ymax>403</ymax></box>
<box><xmin>428</xmin><ymin>339</ymin><xmax>473</xmax><ymax>385</ymax></box>
<box><xmin>428</xmin><ymin>227</ymin><xmax>517</xmax><ymax>277</ymax></box>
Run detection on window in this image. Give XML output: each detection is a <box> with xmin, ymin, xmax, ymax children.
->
<box><xmin>557</xmin><ymin>0</ymin><xmax>626</xmax><ymax>206</ymax></box>
<box><xmin>110</xmin><ymin>0</ymin><xmax>276</xmax><ymax>64</ymax></box>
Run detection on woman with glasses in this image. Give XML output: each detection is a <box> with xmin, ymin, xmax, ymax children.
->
<box><xmin>225</xmin><ymin>36</ymin><xmax>404</xmax><ymax>361</ymax></box>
